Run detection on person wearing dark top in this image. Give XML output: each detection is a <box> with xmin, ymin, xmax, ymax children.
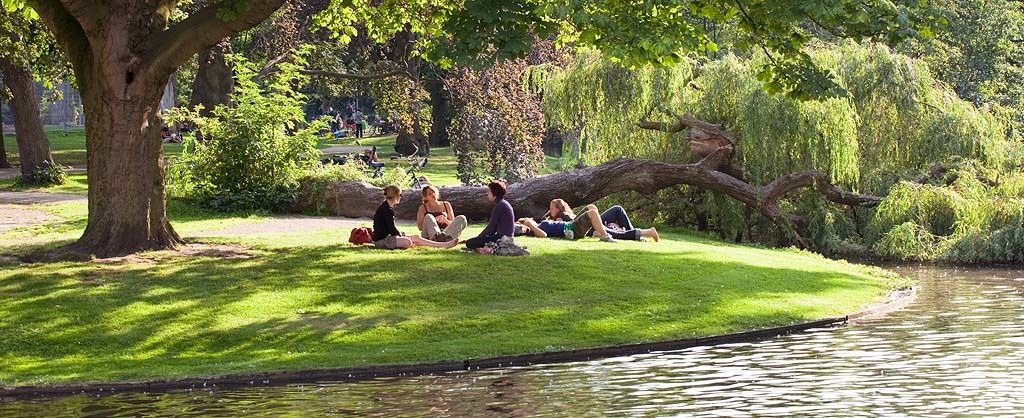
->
<box><xmin>372</xmin><ymin>185</ymin><xmax>457</xmax><ymax>250</ymax></box>
<box><xmin>516</xmin><ymin>202</ymin><xmax>617</xmax><ymax>242</ymax></box>
<box><xmin>466</xmin><ymin>182</ymin><xmax>515</xmax><ymax>250</ymax></box>
<box><xmin>530</xmin><ymin>199</ymin><xmax>659</xmax><ymax>242</ymax></box>
<box><xmin>416</xmin><ymin>185</ymin><xmax>468</xmax><ymax>241</ymax></box>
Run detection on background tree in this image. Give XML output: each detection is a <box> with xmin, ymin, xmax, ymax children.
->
<box><xmin>0</xmin><ymin>6</ymin><xmax>62</xmax><ymax>182</ymax></box>
<box><xmin>0</xmin><ymin>76</ymin><xmax>10</xmax><ymax>169</ymax></box>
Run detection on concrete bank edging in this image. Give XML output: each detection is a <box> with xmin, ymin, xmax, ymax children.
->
<box><xmin>1</xmin><ymin>287</ymin><xmax>916</xmax><ymax>399</ymax></box>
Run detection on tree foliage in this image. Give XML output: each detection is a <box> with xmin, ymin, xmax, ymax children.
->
<box><xmin>166</xmin><ymin>55</ymin><xmax>323</xmax><ymax>211</ymax></box>
<box><xmin>449</xmin><ymin>57</ymin><xmax>545</xmax><ymax>185</ymax></box>
<box><xmin>537</xmin><ymin>42</ymin><xmax>1013</xmax><ymax>258</ymax></box>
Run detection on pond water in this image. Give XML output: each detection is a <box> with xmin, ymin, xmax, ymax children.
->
<box><xmin>3</xmin><ymin>265</ymin><xmax>1024</xmax><ymax>417</ymax></box>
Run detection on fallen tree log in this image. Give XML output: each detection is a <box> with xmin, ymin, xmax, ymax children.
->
<box><xmin>292</xmin><ymin>149</ymin><xmax>882</xmax><ymax>243</ymax></box>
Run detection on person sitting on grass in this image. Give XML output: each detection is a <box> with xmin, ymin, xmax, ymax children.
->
<box><xmin>373</xmin><ymin>185</ymin><xmax>458</xmax><ymax>250</ymax></box>
<box><xmin>518</xmin><ymin>202</ymin><xmax>617</xmax><ymax>242</ymax></box>
<box><xmin>465</xmin><ymin>182</ymin><xmax>515</xmax><ymax>250</ymax></box>
<box><xmin>417</xmin><ymin>185</ymin><xmax>468</xmax><ymax>242</ymax></box>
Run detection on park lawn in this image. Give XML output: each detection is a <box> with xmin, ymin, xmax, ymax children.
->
<box><xmin>0</xmin><ymin>173</ymin><xmax>89</xmax><ymax>194</ymax></box>
<box><xmin>0</xmin><ymin>202</ymin><xmax>905</xmax><ymax>386</ymax></box>
<box><xmin>1</xmin><ymin>127</ymin><xmax>184</xmax><ymax>167</ymax></box>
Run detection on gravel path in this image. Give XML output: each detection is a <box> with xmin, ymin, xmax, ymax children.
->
<box><xmin>0</xmin><ymin>191</ymin><xmax>86</xmax><ymax>205</ymax></box>
<box><xmin>0</xmin><ymin>166</ymin><xmax>87</xmax><ymax>180</ymax></box>
<box><xmin>0</xmin><ymin>205</ymin><xmax>51</xmax><ymax>234</ymax></box>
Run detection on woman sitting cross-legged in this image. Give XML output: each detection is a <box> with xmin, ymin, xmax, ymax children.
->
<box><xmin>518</xmin><ymin>203</ymin><xmax>617</xmax><ymax>242</ymax></box>
<box><xmin>465</xmin><ymin>182</ymin><xmax>515</xmax><ymax>250</ymax></box>
<box><xmin>417</xmin><ymin>185</ymin><xmax>468</xmax><ymax>242</ymax></box>
<box><xmin>373</xmin><ymin>185</ymin><xmax>458</xmax><ymax>250</ymax></box>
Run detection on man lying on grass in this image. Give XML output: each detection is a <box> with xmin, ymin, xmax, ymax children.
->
<box><xmin>373</xmin><ymin>185</ymin><xmax>458</xmax><ymax>249</ymax></box>
<box><xmin>517</xmin><ymin>203</ymin><xmax>618</xmax><ymax>242</ymax></box>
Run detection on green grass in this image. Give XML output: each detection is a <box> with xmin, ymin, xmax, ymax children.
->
<box><xmin>5</xmin><ymin>130</ymin><xmax>564</xmax><ymax>192</ymax></box>
<box><xmin>1</xmin><ymin>127</ymin><xmax>184</xmax><ymax>167</ymax></box>
<box><xmin>0</xmin><ymin>200</ymin><xmax>904</xmax><ymax>386</ymax></box>
<box><xmin>0</xmin><ymin>173</ymin><xmax>89</xmax><ymax>194</ymax></box>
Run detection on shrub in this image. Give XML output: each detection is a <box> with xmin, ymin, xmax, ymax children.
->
<box><xmin>15</xmin><ymin>160</ymin><xmax>66</xmax><ymax>186</ymax></box>
<box><xmin>165</xmin><ymin>54</ymin><xmax>325</xmax><ymax>211</ymax></box>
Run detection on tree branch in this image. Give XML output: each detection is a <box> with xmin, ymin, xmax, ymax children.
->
<box><xmin>29</xmin><ymin>0</ymin><xmax>93</xmax><ymax>83</ymax></box>
<box><xmin>57</xmin><ymin>0</ymin><xmax>106</xmax><ymax>31</ymax></box>
<box><xmin>144</xmin><ymin>0</ymin><xmax>286</xmax><ymax>81</ymax></box>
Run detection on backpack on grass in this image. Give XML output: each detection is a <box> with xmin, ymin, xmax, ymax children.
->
<box><xmin>349</xmin><ymin>227</ymin><xmax>374</xmax><ymax>244</ymax></box>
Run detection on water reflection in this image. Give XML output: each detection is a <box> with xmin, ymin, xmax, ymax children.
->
<box><xmin>4</xmin><ymin>266</ymin><xmax>1024</xmax><ymax>416</ymax></box>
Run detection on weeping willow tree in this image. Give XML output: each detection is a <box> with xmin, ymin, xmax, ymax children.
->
<box><xmin>536</xmin><ymin>42</ymin><xmax>1014</xmax><ymax>256</ymax></box>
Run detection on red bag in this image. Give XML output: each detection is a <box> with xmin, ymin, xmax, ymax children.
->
<box><xmin>349</xmin><ymin>227</ymin><xmax>374</xmax><ymax>244</ymax></box>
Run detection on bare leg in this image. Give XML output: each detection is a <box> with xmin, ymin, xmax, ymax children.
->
<box><xmin>641</xmin><ymin>227</ymin><xmax>660</xmax><ymax>242</ymax></box>
<box><xmin>409</xmin><ymin>235</ymin><xmax>458</xmax><ymax>248</ymax></box>
<box><xmin>586</xmin><ymin>209</ymin><xmax>611</xmax><ymax>238</ymax></box>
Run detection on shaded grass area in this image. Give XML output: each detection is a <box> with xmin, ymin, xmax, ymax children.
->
<box><xmin>0</xmin><ymin>203</ymin><xmax>902</xmax><ymax>386</ymax></box>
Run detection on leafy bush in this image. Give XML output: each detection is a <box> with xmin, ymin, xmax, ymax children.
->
<box><xmin>15</xmin><ymin>160</ymin><xmax>66</xmax><ymax>186</ymax></box>
<box><xmin>165</xmin><ymin>54</ymin><xmax>325</xmax><ymax>211</ymax></box>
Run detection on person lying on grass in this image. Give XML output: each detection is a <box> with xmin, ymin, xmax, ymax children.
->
<box><xmin>373</xmin><ymin>185</ymin><xmax>458</xmax><ymax>250</ymax></box>
<box><xmin>589</xmin><ymin>205</ymin><xmax>660</xmax><ymax>242</ymax></box>
<box><xmin>517</xmin><ymin>203</ymin><xmax>618</xmax><ymax>242</ymax></box>
<box><xmin>417</xmin><ymin>185</ymin><xmax>468</xmax><ymax>242</ymax></box>
<box><xmin>537</xmin><ymin>199</ymin><xmax>658</xmax><ymax>242</ymax></box>
<box><xmin>465</xmin><ymin>181</ymin><xmax>515</xmax><ymax>250</ymax></box>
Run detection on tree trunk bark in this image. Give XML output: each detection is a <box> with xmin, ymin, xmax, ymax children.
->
<box><xmin>189</xmin><ymin>39</ymin><xmax>234</xmax><ymax>118</ymax></box>
<box><xmin>0</xmin><ymin>89</ymin><xmax>10</xmax><ymax>169</ymax></box>
<box><xmin>0</xmin><ymin>57</ymin><xmax>53</xmax><ymax>178</ymax></box>
<box><xmin>293</xmin><ymin>154</ymin><xmax>882</xmax><ymax>230</ymax></box>
<box><xmin>74</xmin><ymin>81</ymin><xmax>182</xmax><ymax>257</ymax></box>
<box><xmin>425</xmin><ymin>77</ymin><xmax>451</xmax><ymax>147</ymax></box>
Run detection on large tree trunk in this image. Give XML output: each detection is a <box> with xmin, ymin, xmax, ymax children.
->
<box><xmin>293</xmin><ymin>153</ymin><xmax>882</xmax><ymax>238</ymax></box>
<box><xmin>0</xmin><ymin>57</ymin><xmax>53</xmax><ymax>179</ymax></box>
<box><xmin>189</xmin><ymin>39</ymin><xmax>234</xmax><ymax>118</ymax></box>
<box><xmin>74</xmin><ymin>66</ymin><xmax>182</xmax><ymax>256</ymax></box>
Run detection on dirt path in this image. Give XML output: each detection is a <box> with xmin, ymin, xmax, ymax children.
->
<box><xmin>0</xmin><ymin>166</ymin><xmax>87</xmax><ymax>180</ymax></box>
<box><xmin>0</xmin><ymin>205</ymin><xmax>52</xmax><ymax>234</ymax></box>
<box><xmin>0</xmin><ymin>191</ymin><xmax>86</xmax><ymax>205</ymax></box>
<box><xmin>319</xmin><ymin>145</ymin><xmax>368</xmax><ymax>155</ymax></box>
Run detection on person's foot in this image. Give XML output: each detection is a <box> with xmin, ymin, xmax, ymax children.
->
<box><xmin>443</xmin><ymin>239</ymin><xmax>458</xmax><ymax>248</ymax></box>
<box><xmin>648</xmin><ymin>227</ymin><xmax>660</xmax><ymax>242</ymax></box>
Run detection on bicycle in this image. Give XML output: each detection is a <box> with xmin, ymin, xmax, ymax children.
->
<box><xmin>406</xmin><ymin>144</ymin><xmax>429</xmax><ymax>190</ymax></box>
